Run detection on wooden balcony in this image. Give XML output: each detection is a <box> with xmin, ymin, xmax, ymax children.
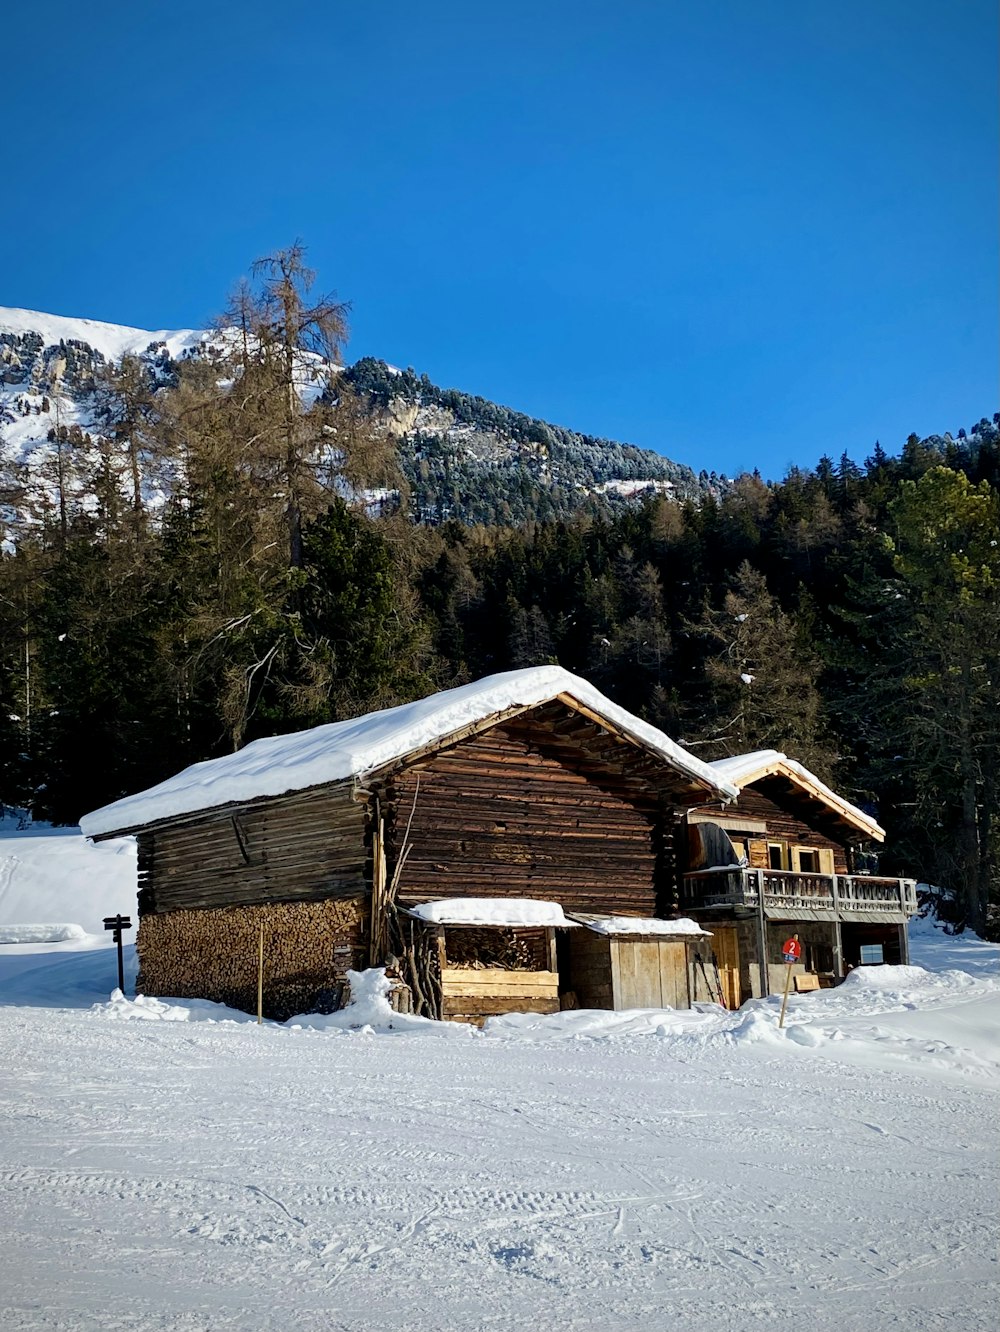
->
<box><xmin>681</xmin><ymin>867</ymin><xmax>919</xmax><ymax>919</ymax></box>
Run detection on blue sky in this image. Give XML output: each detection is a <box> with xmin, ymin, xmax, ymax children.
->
<box><xmin>4</xmin><ymin>1</ymin><xmax>996</xmax><ymax>478</ymax></box>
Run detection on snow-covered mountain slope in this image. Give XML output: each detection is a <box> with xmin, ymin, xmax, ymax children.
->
<box><xmin>0</xmin><ymin>305</ymin><xmax>712</xmax><ymax>526</ymax></box>
<box><xmin>0</xmin><ymin>306</ymin><xmax>220</xmax><ymax>515</ymax></box>
<box><xmin>0</xmin><ymin>809</ymin><xmax>136</xmax><ymax>940</ymax></box>
<box><xmin>0</xmin><ymin>305</ymin><xmax>208</xmax><ymax>363</ymax></box>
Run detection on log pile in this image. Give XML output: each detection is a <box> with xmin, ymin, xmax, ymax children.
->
<box><xmin>136</xmin><ymin>896</ymin><xmax>368</xmax><ymax>1021</ymax></box>
<box><xmin>444</xmin><ymin>926</ymin><xmax>546</xmax><ymax>970</ymax></box>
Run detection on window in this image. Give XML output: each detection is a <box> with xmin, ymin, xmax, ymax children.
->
<box><xmin>768</xmin><ymin>843</ymin><xmax>785</xmax><ymax>870</ymax></box>
<box><xmin>859</xmin><ymin>944</ymin><xmax>884</xmax><ymax>965</ymax></box>
<box><xmin>797</xmin><ymin>849</ymin><xmax>818</xmax><ymax>873</ymax></box>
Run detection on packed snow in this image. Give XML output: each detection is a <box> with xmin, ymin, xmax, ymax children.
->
<box><xmin>580</xmin><ymin>915</ymin><xmax>711</xmax><ymax>937</ymax></box>
<box><xmin>408</xmin><ymin>898</ymin><xmax>572</xmax><ymax>928</ymax></box>
<box><xmin>0</xmin><ymin>810</ymin><xmax>136</xmax><ymax>934</ymax></box>
<box><xmin>80</xmin><ymin>666</ymin><xmax>738</xmax><ymax>837</ymax></box>
<box><xmin>1</xmin><ymin>824</ymin><xmax>998</xmax><ymax>1330</ymax></box>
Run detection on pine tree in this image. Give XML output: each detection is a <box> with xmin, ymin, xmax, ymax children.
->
<box><xmin>682</xmin><ymin>561</ymin><xmax>835</xmax><ymax>777</ymax></box>
<box><xmin>885</xmin><ymin>467</ymin><xmax>1000</xmax><ymax>933</ymax></box>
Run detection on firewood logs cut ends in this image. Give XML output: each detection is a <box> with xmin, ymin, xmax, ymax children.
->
<box><xmin>136</xmin><ymin>896</ymin><xmax>368</xmax><ymax>1021</ymax></box>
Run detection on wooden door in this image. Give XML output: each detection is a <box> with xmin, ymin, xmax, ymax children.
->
<box><xmin>614</xmin><ymin>939</ymin><xmax>663</xmax><ymax>1008</ymax></box>
<box><xmin>711</xmin><ymin>926</ymin><xmax>741</xmax><ymax>1009</ymax></box>
<box><xmin>657</xmin><ymin>941</ymin><xmax>690</xmax><ymax>1008</ymax></box>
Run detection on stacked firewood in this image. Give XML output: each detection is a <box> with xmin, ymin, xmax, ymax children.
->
<box><xmin>136</xmin><ymin>896</ymin><xmax>368</xmax><ymax>1021</ymax></box>
<box><xmin>445</xmin><ymin>926</ymin><xmax>546</xmax><ymax>970</ymax></box>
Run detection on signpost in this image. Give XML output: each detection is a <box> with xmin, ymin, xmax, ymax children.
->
<box><xmin>778</xmin><ymin>934</ymin><xmax>801</xmax><ymax>1029</ymax></box>
<box><xmin>103</xmin><ymin>914</ymin><xmax>132</xmax><ymax>994</ymax></box>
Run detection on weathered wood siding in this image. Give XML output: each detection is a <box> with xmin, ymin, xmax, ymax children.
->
<box><xmin>565</xmin><ymin>931</ymin><xmax>693</xmax><ymax>1009</ymax></box>
<box><xmin>694</xmin><ymin>783</ymin><xmax>849</xmax><ymax>873</ymax></box>
<box><xmin>136</xmin><ymin>896</ymin><xmax>368</xmax><ymax>1020</ymax></box>
<box><xmin>389</xmin><ymin>717</ymin><xmax>670</xmax><ymax>916</ymax></box>
<box><xmin>137</xmin><ymin>783</ymin><xmax>366</xmax><ymax>915</ymax></box>
<box><xmin>611</xmin><ymin>937</ymin><xmax>690</xmax><ymax>1009</ymax></box>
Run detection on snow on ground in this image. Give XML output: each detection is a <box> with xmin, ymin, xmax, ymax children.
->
<box><xmin>0</xmin><ymin>811</ymin><xmax>136</xmax><ymax>937</ymax></box>
<box><xmin>1</xmin><ymin>918</ymin><xmax>997</xmax><ymax>1330</ymax></box>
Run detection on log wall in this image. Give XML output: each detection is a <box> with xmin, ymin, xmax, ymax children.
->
<box><xmin>137</xmin><ymin>782</ymin><xmax>366</xmax><ymax>915</ymax></box>
<box><xmin>136</xmin><ymin>896</ymin><xmax>368</xmax><ymax>1021</ymax></box>
<box><xmin>389</xmin><ymin>716</ymin><xmax>671</xmax><ymax>916</ymax></box>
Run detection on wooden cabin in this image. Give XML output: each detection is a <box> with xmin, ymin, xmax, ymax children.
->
<box><xmin>80</xmin><ymin>667</ymin><xmax>738</xmax><ymax>1022</ymax></box>
<box><xmin>680</xmin><ymin>750</ymin><xmax>918</xmax><ymax>1006</ymax></box>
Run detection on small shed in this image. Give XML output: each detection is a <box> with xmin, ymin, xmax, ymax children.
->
<box><xmin>564</xmin><ymin>915</ymin><xmax>713</xmax><ymax>1010</ymax></box>
<box><xmin>403</xmin><ymin>898</ymin><xmax>568</xmax><ymax>1025</ymax></box>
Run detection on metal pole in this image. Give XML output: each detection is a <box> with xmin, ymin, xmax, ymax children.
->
<box><xmin>116</xmin><ymin>926</ymin><xmax>125</xmax><ymax>994</ymax></box>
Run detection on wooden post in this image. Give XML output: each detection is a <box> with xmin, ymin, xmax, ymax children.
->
<box><xmin>756</xmin><ymin>869</ymin><xmax>769</xmax><ymax>997</ymax></box>
<box><xmin>832</xmin><ymin>919</ymin><xmax>844</xmax><ymax>979</ymax></box>
<box><xmin>257</xmin><ymin>918</ymin><xmax>264</xmax><ymax>1025</ymax></box>
<box><xmin>778</xmin><ymin>957</ymin><xmax>794</xmax><ymax>1028</ymax></box>
<box><xmin>778</xmin><ymin>932</ymin><xmax>799</xmax><ymax>1028</ymax></box>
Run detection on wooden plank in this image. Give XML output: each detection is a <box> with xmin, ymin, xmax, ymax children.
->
<box><xmin>440</xmin><ymin>968</ymin><xmax>559</xmax><ymax>995</ymax></box>
<box><xmin>657</xmin><ymin>939</ymin><xmax>689</xmax><ymax>1008</ymax></box>
<box><xmin>615</xmin><ymin>939</ymin><xmax>664</xmax><ymax>1008</ymax></box>
<box><xmin>442</xmin><ymin>996</ymin><xmax>561</xmax><ymax>1018</ymax></box>
<box><xmin>712</xmin><ymin>926</ymin><xmax>741</xmax><ymax>1009</ymax></box>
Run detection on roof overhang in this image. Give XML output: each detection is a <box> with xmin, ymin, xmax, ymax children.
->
<box><xmin>708</xmin><ymin>751</ymin><xmax>884</xmax><ymax>842</ymax></box>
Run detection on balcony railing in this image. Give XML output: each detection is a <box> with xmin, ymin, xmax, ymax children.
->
<box><xmin>681</xmin><ymin>867</ymin><xmax>919</xmax><ymax>917</ymax></box>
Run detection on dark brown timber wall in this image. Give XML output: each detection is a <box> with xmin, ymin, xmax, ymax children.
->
<box><xmin>137</xmin><ymin>782</ymin><xmax>366</xmax><ymax>915</ymax></box>
<box><xmin>695</xmin><ymin>782</ymin><xmax>849</xmax><ymax>872</ymax></box>
<box><xmin>388</xmin><ymin>715</ymin><xmax>669</xmax><ymax>915</ymax></box>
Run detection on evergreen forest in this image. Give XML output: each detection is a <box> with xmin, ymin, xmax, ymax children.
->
<box><xmin>1</xmin><ymin>249</ymin><xmax>998</xmax><ymax>936</ymax></box>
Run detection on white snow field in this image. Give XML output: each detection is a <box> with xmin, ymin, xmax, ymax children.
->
<box><xmin>1</xmin><ymin>822</ymin><xmax>998</xmax><ymax>1330</ymax></box>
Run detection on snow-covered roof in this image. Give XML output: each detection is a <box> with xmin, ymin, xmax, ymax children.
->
<box><xmin>708</xmin><ymin>750</ymin><xmax>884</xmax><ymax>841</ymax></box>
<box><xmin>406</xmin><ymin>899</ymin><xmax>572</xmax><ymax>928</ymax></box>
<box><xmin>81</xmin><ymin>666</ymin><xmax>738</xmax><ymax>838</ymax></box>
<box><xmin>571</xmin><ymin>914</ymin><xmax>712</xmax><ymax>938</ymax></box>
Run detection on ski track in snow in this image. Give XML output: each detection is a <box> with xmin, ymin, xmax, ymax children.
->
<box><xmin>0</xmin><ymin>893</ymin><xmax>996</xmax><ymax>1331</ymax></box>
<box><xmin>0</xmin><ymin>965</ymin><xmax>997</xmax><ymax>1332</ymax></box>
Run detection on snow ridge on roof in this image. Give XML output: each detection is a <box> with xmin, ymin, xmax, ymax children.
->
<box><xmin>708</xmin><ymin>750</ymin><xmax>884</xmax><ymax>841</ymax></box>
<box><xmin>81</xmin><ymin>666</ymin><xmax>738</xmax><ymax>838</ymax></box>
<box><xmin>407</xmin><ymin>899</ymin><xmax>572</xmax><ymax>928</ymax></box>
